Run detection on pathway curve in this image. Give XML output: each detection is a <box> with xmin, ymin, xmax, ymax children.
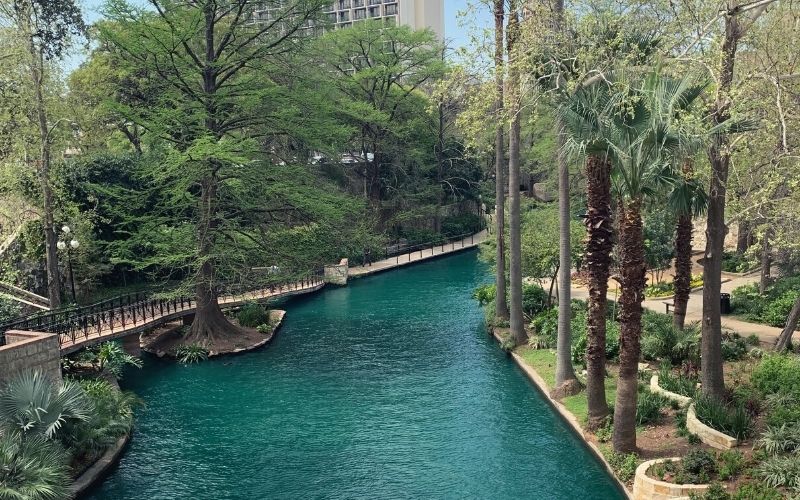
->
<box><xmin>570</xmin><ymin>270</ymin><xmax>782</xmax><ymax>344</ymax></box>
<box><xmin>349</xmin><ymin>230</ymin><xmax>488</xmax><ymax>278</ymax></box>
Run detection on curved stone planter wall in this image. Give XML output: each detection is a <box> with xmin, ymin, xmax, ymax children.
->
<box><xmin>686</xmin><ymin>404</ymin><xmax>738</xmax><ymax>450</ymax></box>
<box><xmin>649</xmin><ymin>375</ymin><xmax>692</xmax><ymax>408</ymax></box>
<box><xmin>70</xmin><ymin>433</ymin><xmax>131</xmax><ymax>498</ymax></box>
<box><xmin>633</xmin><ymin>458</ymin><xmax>712</xmax><ymax>500</ymax></box>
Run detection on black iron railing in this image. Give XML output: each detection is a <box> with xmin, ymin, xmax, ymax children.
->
<box><xmin>0</xmin><ymin>272</ymin><xmax>324</xmax><ymax>348</ymax></box>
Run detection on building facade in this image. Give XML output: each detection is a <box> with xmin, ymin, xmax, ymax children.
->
<box><xmin>253</xmin><ymin>0</ymin><xmax>444</xmax><ymax>39</ymax></box>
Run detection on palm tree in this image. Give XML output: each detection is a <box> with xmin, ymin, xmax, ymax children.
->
<box><xmin>506</xmin><ymin>0</ymin><xmax>526</xmax><ymax>345</ymax></box>
<box><xmin>608</xmin><ymin>72</ymin><xmax>708</xmax><ymax>452</ymax></box>
<box><xmin>0</xmin><ymin>431</ymin><xmax>70</xmax><ymax>500</ymax></box>
<box><xmin>558</xmin><ymin>82</ymin><xmax>617</xmax><ymax>428</ymax></box>
<box><xmin>551</xmin><ymin>0</ymin><xmax>581</xmax><ymax>399</ymax></box>
<box><xmin>0</xmin><ymin>371</ymin><xmax>91</xmax><ymax>439</ymax></box>
<box><xmin>668</xmin><ymin>160</ymin><xmax>707</xmax><ymax>330</ymax></box>
<box><xmin>493</xmin><ymin>0</ymin><xmax>509</xmax><ymax>322</ymax></box>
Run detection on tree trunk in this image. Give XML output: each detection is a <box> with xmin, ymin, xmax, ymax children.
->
<box><xmin>584</xmin><ymin>154</ymin><xmax>614</xmax><ymax>427</ymax></box>
<box><xmin>493</xmin><ymin>0</ymin><xmax>509</xmax><ymax>321</ymax></box>
<box><xmin>759</xmin><ymin>228</ymin><xmax>771</xmax><ymax>293</ymax></box>
<box><xmin>673</xmin><ymin>209</ymin><xmax>693</xmax><ymax>330</ymax></box>
<box><xmin>774</xmin><ymin>296</ymin><xmax>800</xmax><ymax>351</ymax></box>
<box><xmin>736</xmin><ymin>220</ymin><xmax>750</xmax><ymax>254</ymax></box>
<box><xmin>613</xmin><ymin>197</ymin><xmax>646</xmax><ymax>453</ymax></box>
<box><xmin>507</xmin><ymin>3</ymin><xmax>525</xmax><ymax>345</ymax></box>
<box><xmin>702</xmin><ymin>11</ymin><xmax>740</xmax><ymax>401</ymax></box>
<box><xmin>187</xmin><ymin>175</ymin><xmax>242</xmax><ymax>343</ymax></box>
<box><xmin>551</xmin><ymin>0</ymin><xmax>580</xmax><ymax>399</ymax></box>
<box><xmin>28</xmin><ymin>38</ymin><xmax>61</xmax><ymax>309</ymax></box>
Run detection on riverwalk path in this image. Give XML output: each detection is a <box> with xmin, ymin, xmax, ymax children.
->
<box><xmin>570</xmin><ymin>270</ymin><xmax>783</xmax><ymax>344</ymax></box>
<box><xmin>349</xmin><ymin>230</ymin><xmax>489</xmax><ymax>278</ymax></box>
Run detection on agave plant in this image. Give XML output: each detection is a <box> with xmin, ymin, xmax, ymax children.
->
<box><xmin>0</xmin><ymin>371</ymin><xmax>91</xmax><ymax>439</ymax></box>
<box><xmin>176</xmin><ymin>343</ymin><xmax>209</xmax><ymax>364</ymax></box>
<box><xmin>0</xmin><ymin>431</ymin><xmax>70</xmax><ymax>500</ymax></box>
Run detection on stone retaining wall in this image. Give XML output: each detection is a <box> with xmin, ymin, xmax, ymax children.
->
<box><xmin>686</xmin><ymin>404</ymin><xmax>738</xmax><ymax>450</ymax></box>
<box><xmin>649</xmin><ymin>375</ymin><xmax>692</xmax><ymax>408</ymax></box>
<box><xmin>633</xmin><ymin>458</ymin><xmax>711</xmax><ymax>500</ymax></box>
<box><xmin>0</xmin><ymin>330</ymin><xmax>61</xmax><ymax>386</ymax></box>
<box><xmin>324</xmin><ymin>259</ymin><xmax>349</xmax><ymax>285</ymax></box>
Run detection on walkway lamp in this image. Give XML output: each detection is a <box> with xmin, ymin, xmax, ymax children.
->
<box><xmin>57</xmin><ymin>226</ymin><xmax>79</xmax><ymax>303</ymax></box>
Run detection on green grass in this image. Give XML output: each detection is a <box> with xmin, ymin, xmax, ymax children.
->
<box><xmin>517</xmin><ymin>347</ymin><xmax>557</xmax><ymax>387</ymax></box>
<box><xmin>515</xmin><ymin>346</ymin><xmax>618</xmax><ymax>426</ymax></box>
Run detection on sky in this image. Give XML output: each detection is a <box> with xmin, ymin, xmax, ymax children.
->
<box><xmin>67</xmin><ymin>0</ymin><xmax>493</xmax><ymax>72</ymax></box>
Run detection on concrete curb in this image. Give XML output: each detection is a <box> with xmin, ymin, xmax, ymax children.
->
<box><xmin>649</xmin><ymin>375</ymin><xmax>692</xmax><ymax>408</ymax></box>
<box><xmin>208</xmin><ymin>310</ymin><xmax>286</xmax><ymax>358</ymax></box>
<box><xmin>69</xmin><ymin>433</ymin><xmax>131</xmax><ymax>498</ymax></box>
<box><xmin>686</xmin><ymin>404</ymin><xmax>738</xmax><ymax>450</ymax></box>
<box><xmin>489</xmin><ymin>329</ymin><xmax>633</xmax><ymax>500</ymax></box>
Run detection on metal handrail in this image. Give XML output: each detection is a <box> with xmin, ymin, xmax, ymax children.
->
<box><xmin>0</xmin><ymin>271</ymin><xmax>325</xmax><ymax>348</ymax></box>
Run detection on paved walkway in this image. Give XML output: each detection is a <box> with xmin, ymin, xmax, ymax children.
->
<box><xmin>349</xmin><ymin>230</ymin><xmax>488</xmax><ymax>278</ymax></box>
<box><xmin>570</xmin><ymin>270</ymin><xmax>783</xmax><ymax>344</ymax></box>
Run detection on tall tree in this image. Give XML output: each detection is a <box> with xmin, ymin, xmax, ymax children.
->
<box><xmin>558</xmin><ymin>82</ymin><xmax>615</xmax><ymax>428</ymax></box>
<box><xmin>100</xmin><ymin>0</ymin><xmax>333</xmax><ymax>343</ymax></box>
<box><xmin>506</xmin><ymin>0</ymin><xmax>526</xmax><ymax>345</ymax></box>
<box><xmin>0</xmin><ymin>0</ymin><xmax>86</xmax><ymax>309</ymax></box>
<box><xmin>551</xmin><ymin>0</ymin><xmax>581</xmax><ymax>398</ymax></box>
<box><xmin>701</xmin><ymin>0</ymin><xmax>777</xmax><ymax>400</ymax></box>
<box><xmin>668</xmin><ymin>160</ymin><xmax>706</xmax><ymax>330</ymax></box>
<box><xmin>493</xmin><ymin>0</ymin><xmax>509</xmax><ymax>321</ymax></box>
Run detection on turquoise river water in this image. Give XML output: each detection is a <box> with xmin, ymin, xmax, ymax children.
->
<box><xmin>88</xmin><ymin>250</ymin><xmax>623</xmax><ymax>499</ymax></box>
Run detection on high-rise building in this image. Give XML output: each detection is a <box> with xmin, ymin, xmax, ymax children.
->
<box><xmin>252</xmin><ymin>0</ymin><xmax>444</xmax><ymax>39</ymax></box>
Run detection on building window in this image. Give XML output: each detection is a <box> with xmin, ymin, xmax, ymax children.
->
<box><xmin>353</xmin><ymin>0</ymin><xmax>364</xmax><ymax>6</ymax></box>
<box><xmin>338</xmin><ymin>10</ymin><xmax>350</xmax><ymax>21</ymax></box>
<box><xmin>368</xmin><ymin>0</ymin><xmax>382</xmax><ymax>5</ymax></box>
<box><xmin>339</xmin><ymin>0</ymin><xmax>351</xmax><ymax>9</ymax></box>
<box><xmin>369</xmin><ymin>6</ymin><xmax>380</xmax><ymax>17</ymax></box>
<box><xmin>354</xmin><ymin>8</ymin><xmax>366</xmax><ymax>20</ymax></box>
<box><xmin>384</xmin><ymin>3</ymin><xmax>397</xmax><ymax>15</ymax></box>
<box><xmin>326</xmin><ymin>12</ymin><xmax>336</xmax><ymax>23</ymax></box>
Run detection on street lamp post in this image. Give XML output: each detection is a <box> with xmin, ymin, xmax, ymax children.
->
<box><xmin>58</xmin><ymin>226</ymin><xmax>79</xmax><ymax>303</ymax></box>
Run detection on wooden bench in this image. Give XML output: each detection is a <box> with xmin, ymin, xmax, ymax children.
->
<box><xmin>663</xmin><ymin>301</ymin><xmax>674</xmax><ymax>315</ymax></box>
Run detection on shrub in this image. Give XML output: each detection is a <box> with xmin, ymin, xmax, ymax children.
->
<box><xmin>682</xmin><ymin>449</ymin><xmax>717</xmax><ymax>476</ymax></box>
<box><xmin>0</xmin><ymin>371</ymin><xmax>91</xmax><ymax>439</ymax></box>
<box><xmin>751</xmin><ymin>354</ymin><xmax>800</xmax><ymax>397</ymax></box>
<box><xmin>256</xmin><ymin>323</ymin><xmax>272</xmax><ymax>335</ymax></box>
<box><xmin>731</xmin><ymin>277</ymin><xmax>800</xmax><ymax>327</ymax></box>
<box><xmin>690</xmin><ymin>482</ymin><xmax>729</xmax><ymax>500</ymax></box>
<box><xmin>756</xmin><ymin>424</ymin><xmax>800</xmax><ymax>456</ymax></box>
<box><xmin>658</xmin><ymin>362</ymin><xmax>698</xmax><ymax>398</ymax></box>
<box><xmin>472</xmin><ymin>284</ymin><xmax>496</xmax><ymax>306</ymax></box>
<box><xmin>176</xmin><ymin>343</ymin><xmax>209</xmax><ymax>364</ymax></box>
<box><xmin>570</xmin><ymin>311</ymin><xmax>620</xmax><ymax>366</ymax></box>
<box><xmin>720</xmin><ymin>332</ymin><xmax>748</xmax><ymax>361</ymax></box>
<box><xmin>237</xmin><ymin>302</ymin><xmax>270</xmax><ymax>327</ymax></box>
<box><xmin>755</xmin><ymin>455</ymin><xmax>800</xmax><ymax>489</ymax></box>
<box><xmin>694</xmin><ymin>396</ymin><xmax>752</xmax><ymax>440</ymax></box>
<box><xmin>721</xmin><ymin>251</ymin><xmax>755</xmax><ymax>273</ymax></box>
<box><xmin>642</xmin><ymin>320</ymin><xmax>700</xmax><ymax>365</ymax></box>
<box><xmin>730</xmin><ymin>482</ymin><xmax>782</xmax><ymax>500</ymax></box>
<box><xmin>716</xmin><ymin>451</ymin><xmax>744</xmax><ymax>481</ymax></box>
<box><xmin>441</xmin><ymin>213</ymin><xmax>482</xmax><ymax>238</ymax></box>
<box><xmin>0</xmin><ymin>431</ymin><xmax>70</xmax><ymax>500</ymax></box>
<box><xmin>637</xmin><ymin>388</ymin><xmax>670</xmax><ymax>425</ymax></box>
<box><xmin>62</xmin><ymin>379</ymin><xmax>139</xmax><ymax>459</ymax></box>
<box><xmin>529</xmin><ymin>308</ymin><xmax>558</xmax><ymax>348</ymax></box>
<box><xmin>746</xmin><ymin>334</ymin><xmax>760</xmax><ymax>346</ymax></box>
<box><xmin>608</xmin><ymin>451</ymin><xmax>639</xmax><ymax>482</ymax></box>
<box><xmin>94</xmin><ymin>341</ymin><xmax>143</xmax><ymax>378</ymax></box>
<box><xmin>521</xmin><ymin>284</ymin><xmax>548</xmax><ymax>317</ymax></box>
<box><xmin>499</xmin><ymin>337</ymin><xmax>516</xmax><ymax>353</ymax></box>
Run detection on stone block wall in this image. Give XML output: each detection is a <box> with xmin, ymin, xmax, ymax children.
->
<box><xmin>325</xmin><ymin>258</ymin><xmax>349</xmax><ymax>285</ymax></box>
<box><xmin>0</xmin><ymin>330</ymin><xmax>62</xmax><ymax>387</ymax></box>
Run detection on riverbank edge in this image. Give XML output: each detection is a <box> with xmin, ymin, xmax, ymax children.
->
<box><xmin>208</xmin><ymin>309</ymin><xmax>286</xmax><ymax>358</ymax></box>
<box><xmin>487</xmin><ymin>326</ymin><xmax>633</xmax><ymax>500</ymax></box>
